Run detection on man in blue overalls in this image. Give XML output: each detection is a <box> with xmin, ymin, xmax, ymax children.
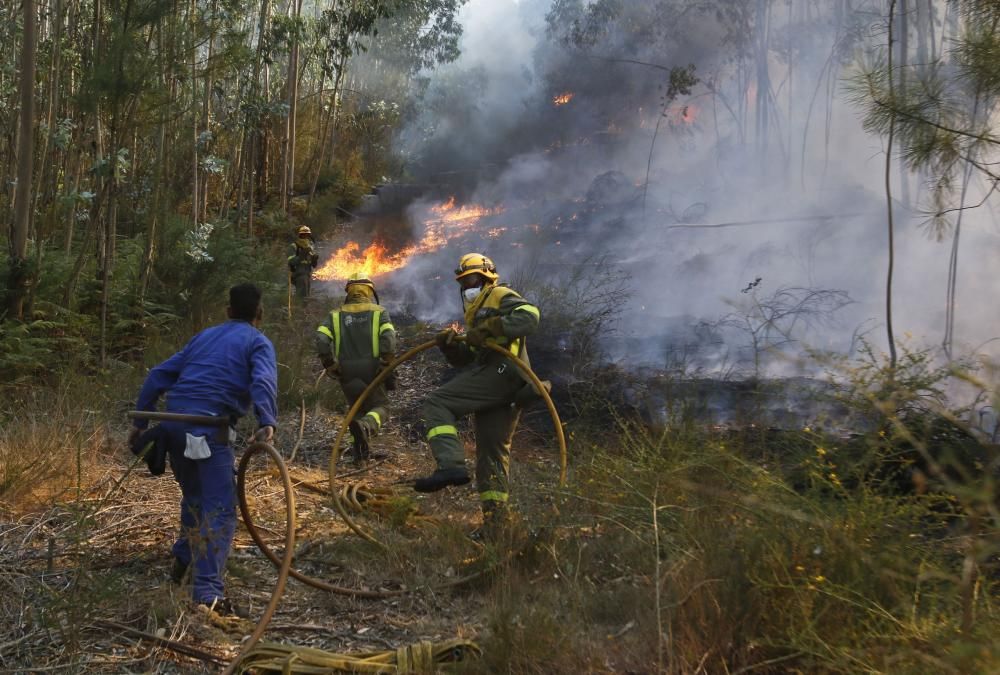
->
<box><xmin>128</xmin><ymin>284</ymin><xmax>278</xmax><ymax>616</ymax></box>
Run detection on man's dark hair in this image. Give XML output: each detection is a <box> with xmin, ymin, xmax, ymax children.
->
<box><xmin>229</xmin><ymin>283</ymin><xmax>262</xmax><ymax>321</ymax></box>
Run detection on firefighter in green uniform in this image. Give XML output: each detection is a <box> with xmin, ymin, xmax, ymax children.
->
<box><xmin>414</xmin><ymin>253</ymin><xmax>541</xmax><ymax>534</ymax></box>
<box><xmin>315</xmin><ymin>273</ymin><xmax>397</xmax><ymax>461</ymax></box>
<box><xmin>288</xmin><ymin>226</ymin><xmax>319</xmax><ymax>298</ymax></box>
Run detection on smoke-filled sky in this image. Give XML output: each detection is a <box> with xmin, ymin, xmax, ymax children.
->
<box><xmin>322</xmin><ymin>0</ymin><xmax>1000</xmax><ymax>374</ymax></box>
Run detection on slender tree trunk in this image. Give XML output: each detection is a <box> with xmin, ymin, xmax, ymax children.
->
<box><xmin>8</xmin><ymin>0</ymin><xmax>37</xmax><ymax>320</ymax></box>
<box><xmin>885</xmin><ymin>0</ymin><xmax>898</xmax><ymax>370</ymax></box>
<box><xmin>139</xmin><ymin>22</ymin><xmax>168</xmax><ymax>310</ymax></box>
<box><xmin>284</xmin><ymin>0</ymin><xmax>302</xmax><ymax>213</ymax></box>
<box><xmin>190</xmin><ymin>0</ymin><xmax>199</xmax><ymax>227</ymax></box>
<box><xmin>308</xmin><ymin>57</ymin><xmax>346</xmax><ymax>204</ymax></box>
<box><xmin>199</xmin><ymin>0</ymin><xmax>216</xmax><ymax>225</ymax></box>
<box><xmin>32</xmin><ymin>0</ymin><xmax>61</xmax><ymax>229</ymax></box>
<box><xmin>63</xmin><ymin>152</ymin><xmax>83</xmax><ymax>254</ymax></box>
<box><xmin>246</xmin><ymin>0</ymin><xmax>271</xmax><ymax>236</ymax></box>
<box><xmin>897</xmin><ymin>0</ymin><xmax>911</xmax><ymax>207</ymax></box>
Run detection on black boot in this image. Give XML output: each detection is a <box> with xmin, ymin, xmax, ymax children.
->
<box><xmin>349</xmin><ymin>419</ymin><xmax>370</xmax><ymax>461</ymax></box>
<box><xmin>170</xmin><ymin>557</ymin><xmax>190</xmax><ymax>584</ymax></box>
<box><xmin>413</xmin><ymin>467</ymin><xmax>471</xmax><ymax>493</ymax></box>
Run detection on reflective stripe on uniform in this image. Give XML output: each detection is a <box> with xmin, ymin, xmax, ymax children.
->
<box><xmin>364</xmin><ymin>411</ymin><xmax>382</xmax><ymax>428</ymax></box>
<box><xmin>316</xmin><ymin>325</ymin><xmax>334</xmax><ymax>340</ymax></box>
<box><xmin>427</xmin><ymin>424</ymin><xmax>458</xmax><ymax>440</ymax></box>
<box><xmin>371</xmin><ymin>310</ymin><xmax>381</xmax><ymax>358</ymax></box>
<box><xmin>509</xmin><ymin>339</ymin><xmax>521</xmax><ymax>357</ymax></box>
<box><xmin>514</xmin><ymin>304</ymin><xmax>540</xmax><ymax>320</ymax></box>
<box><xmin>379</xmin><ymin>322</ymin><xmax>395</xmax><ymax>334</ymax></box>
<box><xmin>491</xmin><ymin>335</ymin><xmax>520</xmax><ymax>357</ymax></box>
<box><xmin>479</xmin><ymin>491</ymin><xmax>509</xmax><ymax>503</ymax></box>
<box><xmin>331</xmin><ymin>311</ymin><xmax>341</xmax><ymax>358</ymax></box>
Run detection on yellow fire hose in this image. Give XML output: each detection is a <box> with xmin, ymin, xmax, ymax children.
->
<box><xmin>236</xmin><ymin>639</ymin><xmax>481</xmax><ymax>673</ymax></box>
<box><xmin>224</xmin><ymin>441</ymin><xmax>296</xmax><ymax>675</ymax></box>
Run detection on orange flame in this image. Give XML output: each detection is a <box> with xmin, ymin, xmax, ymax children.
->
<box><xmin>314</xmin><ymin>198</ymin><xmax>505</xmax><ymax>281</ymax></box>
<box><xmin>553</xmin><ymin>92</ymin><xmax>574</xmax><ymax>106</ymax></box>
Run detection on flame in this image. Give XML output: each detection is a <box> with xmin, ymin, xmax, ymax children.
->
<box><xmin>553</xmin><ymin>92</ymin><xmax>574</xmax><ymax>106</ymax></box>
<box><xmin>314</xmin><ymin>197</ymin><xmax>505</xmax><ymax>281</ymax></box>
<box><xmin>315</xmin><ymin>241</ymin><xmax>410</xmax><ymax>281</ymax></box>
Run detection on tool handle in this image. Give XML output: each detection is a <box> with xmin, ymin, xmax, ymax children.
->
<box><xmin>127</xmin><ymin>410</ymin><xmax>230</xmax><ymax>426</ymax></box>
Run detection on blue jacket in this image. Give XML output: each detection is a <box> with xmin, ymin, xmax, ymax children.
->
<box><xmin>134</xmin><ymin>320</ymin><xmax>278</xmax><ymax>430</ymax></box>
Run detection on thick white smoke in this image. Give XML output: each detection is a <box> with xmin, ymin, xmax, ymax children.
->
<box><xmin>327</xmin><ymin>0</ymin><xmax>1000</xmax><ymax>377</ymax></box>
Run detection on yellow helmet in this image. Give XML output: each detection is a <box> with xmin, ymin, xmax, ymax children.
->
<box><xmin>296</xmin><ymin>225</ymin><xmax>313</xmax><ymax>237</ymax></box>
<box><xmin>454</xmin><ymin>253</ymin><xmax>498</xmax><ymax>283</ymax></box>
<box><xmin>345</xmin><ymin>271</ymin><xmax>378</xmax><ymax>302</ymax></box>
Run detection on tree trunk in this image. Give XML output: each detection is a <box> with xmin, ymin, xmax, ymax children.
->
<box><xmin>885</xmin><ymin>0</ymin><xmax>898</xmax><ymax>370</ymax></box>
<box><xmin>8</xmin><ymin>0</ymin><xmax>37</xmax><ymax>320</ymax></box>
<box><xmin>284</xmin><ymin>0</ymin><xmax>302</xmax><ymax>214</ymax></box>
<box><xmin>897</xmin><ymin>0</ymin><xmax>910</xmax><ymax>207</ymax></box>
<box><xmin>308</xmin><ymin>55</ymin><xmax>346</xmax><ymax>204</ymax></box>
<box><xmin>190</xmin><ymin>0</ymin><xmax>199</xmax><ymax>228</ymax></box>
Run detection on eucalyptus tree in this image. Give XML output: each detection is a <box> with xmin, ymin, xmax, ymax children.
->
<box><xmin>852</xmin><ymin>1</ymin><xmax>1000</xmax><ymax>359</ymax></box>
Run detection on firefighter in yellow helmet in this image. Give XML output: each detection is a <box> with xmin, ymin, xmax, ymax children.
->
<box><xmin>315</xmin><ymin>273</ymin><xmax>397</xmax><ymax>461</ymax></box>
<box><xmin>414</xmin><ymin>253</ymin><xmax>541</xmax><ymax>535</ymax></box>
<box><xmin>288</xmin><ymin>226</ymin><xmax>319</xmax><ymax>298</ymax></box>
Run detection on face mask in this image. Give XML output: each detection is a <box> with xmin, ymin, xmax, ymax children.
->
<box><xmin>462</xmin><ymin>286</ymin><xmax>482</xmax><ymax>304</ymax></box>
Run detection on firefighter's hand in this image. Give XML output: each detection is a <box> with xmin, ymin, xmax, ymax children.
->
<box><xmin>379</xmin><ymin>357</ymin><xmax>398</xmax><ymax>391</ymax></box>
<box><xmin>127</xmin><ymin>426</ymin><xmax>142</xmax><ymax>448</ymax></box>
<box><xmin>435</xmin><ymin>328</ymin><xmax>458</xmax><ymax>350</ymax></box>
<box><xmin>464</xmin><ymin>325</ymin><xmax>491</xmax><ymax>347</ymax></box>
<box><xmin>323</xmin><ymin>358</ymin><xmax>341</xmax><ymax>378</ymax></box>
<box><xmin>254</xmin><ymin>426</ymin><xmax>275</xmax><ymax>443</ymax></box>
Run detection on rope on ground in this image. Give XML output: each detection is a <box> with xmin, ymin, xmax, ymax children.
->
<box><xmin>234</xmin><ymin>638</ymin><xmax>481</xmax><ymax>674</ymax></box>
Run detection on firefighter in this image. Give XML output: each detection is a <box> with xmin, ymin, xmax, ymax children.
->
<box><xmin>414</xmin><ymin>253</ymin><xmax>541</xmax><ymax>535</ymax></box>
<box><xmin>315</xmin><ymin>272</ymin><xmax>397</xmax><ymax>461</ymax></box>
<box><xmin>128</xmin><ymin>284</ymin><xmax>278</xmax><ymax>617</ymax></box>
<box><xmin>288</xmin><ymin>225</ymin><xmax>319</xmax><ymax>298</ymax></box>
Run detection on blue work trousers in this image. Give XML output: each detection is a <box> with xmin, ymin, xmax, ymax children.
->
<box><xmin>162</xmin><ymin>422</ymin><xmax>237</xmax><ymax>604</ymax></box>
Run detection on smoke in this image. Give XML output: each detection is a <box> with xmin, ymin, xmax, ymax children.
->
<box><xmin>325</xmin><ymin>0</ymin><xmax>1000</xmax><ymax>376</ymax></box>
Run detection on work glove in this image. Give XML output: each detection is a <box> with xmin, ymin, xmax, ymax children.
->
<box><xmin>379</xmin><ymin>357</ymin><xmax>398</xmax><ymax>391</ymax></box>
<box><xmin>435</xmin><ymin>327</ymin><xmax>459</xmax><ymax>351</ymax></box>
<box><xmin>465</xmin><ymin>316</ymin><xmax>505</xmax><ymax>348</ymax></box>
<box><xmin>254</xmin><ymin>425</ymin><xmax>275</xmax><ymax>443</ymax></box>
<box><xmin>322</xmin><ymin>358</ymin><xmax>341</xmax><ymax>378</ymax></box>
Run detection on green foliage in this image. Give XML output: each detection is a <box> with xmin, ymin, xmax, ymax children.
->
<box><xmin>474</xmin><ymin>414</ymin><xmax>1000</xmax><ymax>673</ymax></box>
<box><xmin>150</xmin><ymin>215</ymin><xmax>278</xmax><ymax>327</ymax></box>
<box><xmin>0</xmin><ymin>318</ymin><xmax>88</xmax><ymax>382</ymax></box>
<box><xmin>849</xmin><ymin>2</ymin><xmax>1000</xmax><ymax>236</ymax></box>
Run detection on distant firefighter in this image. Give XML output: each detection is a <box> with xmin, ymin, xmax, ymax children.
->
<box><xmin>415</xmin><ymin>253</ymin><xmax>543</xmax><ymax>538</ymax></box>
<box><xmin>288</xmin><ymin>225</ymin><xmax>319</xmax><ymax>298</ymax></box>
<box><xmin>315</xmin><ymin>273</ymin><xmax>397</xmax><ymax>461</ymax></box>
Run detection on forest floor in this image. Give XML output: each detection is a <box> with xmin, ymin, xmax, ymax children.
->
<box><xmin>0</xmin><ymin>313</ymin><xmax>566</xmax><ymax>673</ymax></box>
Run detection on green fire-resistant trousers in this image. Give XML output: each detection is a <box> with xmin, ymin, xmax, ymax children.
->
<box><xmin>422</xmin><ymin>359</ymin><xmax>524</xmax><ymax>509</ymax></box>
<box><xmin>340</xmin><ymin>372</ymin><xmax>388</xmax><ymax>439</ymax></box>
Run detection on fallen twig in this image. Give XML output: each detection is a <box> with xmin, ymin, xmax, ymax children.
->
<box><xmin>92</xmin><ymin>619</ymin><xmax>226</xmax><ymax>666</ymax></box>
